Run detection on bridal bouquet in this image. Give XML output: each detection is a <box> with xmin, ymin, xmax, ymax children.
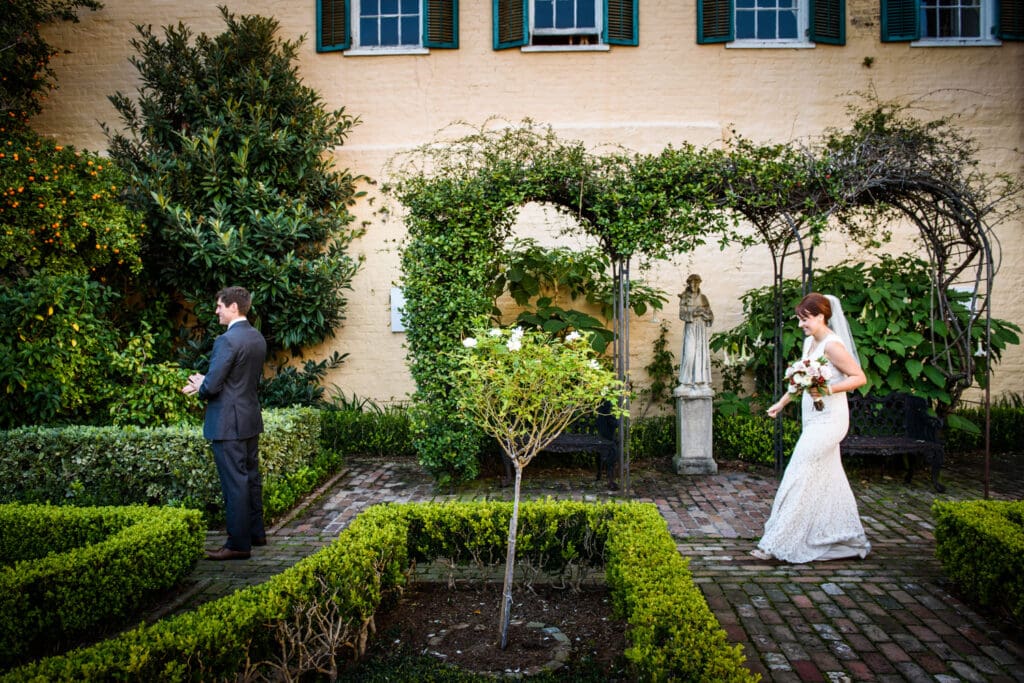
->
<box><xmin>784</xmin><ymin>356</ymin><xmax>833</xmax><ymax>410</ymax></box>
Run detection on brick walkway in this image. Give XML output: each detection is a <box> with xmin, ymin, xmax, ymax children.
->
<box><xmin>155</xmin><ymin>453</ymin><xmax>1024</xmax><ymax>682</ymax></box>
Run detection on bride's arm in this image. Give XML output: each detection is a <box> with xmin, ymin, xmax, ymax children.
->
<box><xmin>824</xmin><ymin>341</ymin><xmax>867</xmax><ymax>394</ymax></box>
<box><xmin>767</xmin><ymin>392</ymin><xmax>792</xmax><ymax>418</ymax></box>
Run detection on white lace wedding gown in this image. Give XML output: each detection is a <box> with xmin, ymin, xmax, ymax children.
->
<box><xmin>756</xmin><ymin>333</ymin><xmax>871</xmax><ymax>563</ymax></box>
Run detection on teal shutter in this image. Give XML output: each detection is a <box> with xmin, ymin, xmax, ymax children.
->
<box><xmin>809</xmin><ymin>0</ymin><xmax>846</xmax><ymax>44</ymax></box>
<box><xmin>880</xmin><ymin>0</ymin><xmax>919</xmax><ymax>41</ymax></box>
<box><xmin>317</xmin><ymin>0</ymin><xmax>350</xmax><ymax>51</ymax></box>
<box><xmin>998</xmin><ymin>0</ymin><xmax>1024</xmax><ymax>39</ymax></box>
<box><xmin>697</xmin><ymin>0</ymin><xmax>734</xmax><ymax>43</ymax></box>
<box><xmin>425</xmin><ymin>0</ymin><xmax>459</xmax><ymax>47</ymax></box>
<box><xmin>494</xmin><ymin>0</ymin><xmax>528</xmax><ymax>49</ymax></box>
<box><xmin>604</xmin><ymin>0</ymin><xmax>639</xmax><ymax>45</ymax></box>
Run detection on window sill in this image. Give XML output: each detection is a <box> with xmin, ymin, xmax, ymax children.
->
<box><xmin>726</xmin><ymin>40</ymin><xmax>816</xmax><ymax>49</ymax></box>
<box><xmin>521</xmin><ymin>44</ymin><xmax>611</xmax><ymax>52</ymax></box>
<box><xmin>910</xmin><ymin>38</ymin><xmax>1001</xmax><ymax>47</ymax></box>
<box><xmin>344</xmin><ymin>47</ymin><xmax>431</xmax><ymax>56</ymax></box>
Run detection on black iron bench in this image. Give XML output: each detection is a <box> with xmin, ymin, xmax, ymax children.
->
<box><xmin>499</xmin><ymin>402</ymin><xmax>620</xmax><ymax>490</ymax></box>
<box><xmin>840</xmin><ymin>392</ymin><xmax>945</xmax><ymax>492</ymax></box>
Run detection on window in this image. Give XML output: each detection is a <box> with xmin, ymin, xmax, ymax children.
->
<box><xmin>881</xmin><ymin>0</ymin><xmax>1023</xmax><ymax>42</ymax></box>
<box><xmin>317</xmin><ymin>0</ymin><xmax>458</xmax><ymax>52</ymax></box>
<box><xmin>697</xmin><ymin>0</ymin><xmax>845</xmax><ymax>45</ymax></box>
<box><xmin>493</xmin><ymin>0</ymin><xmax>638</xmax><ymax>49</ymax></box>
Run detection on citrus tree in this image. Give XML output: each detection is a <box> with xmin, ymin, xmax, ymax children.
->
<box><xmin>451</xmin><ymin>322</ymin><xmax>626</xmax><ymax>649</ymax></box>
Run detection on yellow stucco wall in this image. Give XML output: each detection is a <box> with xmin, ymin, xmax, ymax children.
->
<box><xmin>33</xmin><ymin>0</ymin><xmax>1024</xmax><ymax>409</ymax></box>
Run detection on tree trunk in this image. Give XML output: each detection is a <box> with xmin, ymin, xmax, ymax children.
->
<box><xmin>497</xmin><ymin>461</ymin><xmax>523</xmax><ymax>650</ymax></box>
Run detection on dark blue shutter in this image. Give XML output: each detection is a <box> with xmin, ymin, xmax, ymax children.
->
<box><xmin>317</xmin><ymin>0</ymin><xmax>350</xmax><ymax>51</ymax></box>
<box><xmin>494</xmin><ymin>0</ymin><xmax>528</xmax><ymax>49</ymax></box>
<box><xmin>604</xmin><ymin>0</ymin><xmax>639</xmax><ymax>45</ymax></box>
<box><xmin>998</xmin><ymin>0</ymin><xmax>1024</xmax><ymax>39</ymax></box>
<box><xmin>809</xmin><ymin>0</ymin><xmax>846</xmax><ymax>44</ymax></box>
<box><xmin>425</xmin><ymin>0</ymin><xmax>459</xmax><ymax>47</ymax></box>
<box><xmin>880</xmin><ymin>0</ymin><xmax>919</xmax><ymax>41</ymax></box>
<box><xmin>697</xmin><ymin>0</ymin><xmax>734</xmax><ymax>43</ymax></box>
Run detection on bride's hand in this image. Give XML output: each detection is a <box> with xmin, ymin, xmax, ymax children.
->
<box><xmin>766</xmin><ymin>402</ymin><xmax>782</xmax><ymax>418</ymax></box>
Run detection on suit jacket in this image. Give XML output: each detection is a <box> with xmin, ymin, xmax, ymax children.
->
<box><xmin>198</xmin><ymin>319</ymin><xmax>267</xmax><ymax>441</ymax></box>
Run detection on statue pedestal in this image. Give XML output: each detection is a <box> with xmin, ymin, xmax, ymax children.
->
<box><xmin>673</xmin><ymin>384</ymin><xmax>717</xmax><ymax>475</ymax></box>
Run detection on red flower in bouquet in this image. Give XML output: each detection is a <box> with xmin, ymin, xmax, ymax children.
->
<box><xmin>784</xmin><ymin>356</ymin><xmax>833</xmax><ymax>410</ymax></box>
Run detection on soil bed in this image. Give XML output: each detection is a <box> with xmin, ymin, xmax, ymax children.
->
<box><xmin>364</xmin><ymin>581</ymin><xmax>629</xmax><ymax>679</ymax></box>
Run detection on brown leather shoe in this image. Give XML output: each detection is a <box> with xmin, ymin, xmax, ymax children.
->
<box><xmin>205</xmin><ymin>546</ymin><xmax>251</xmax><ymax>561</ymax></box>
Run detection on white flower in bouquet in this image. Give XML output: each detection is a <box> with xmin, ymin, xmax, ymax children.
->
<box><xmin>784</xmin><ymin>356</ymin><xmax>833</xmax><ymax>410</ymax></box>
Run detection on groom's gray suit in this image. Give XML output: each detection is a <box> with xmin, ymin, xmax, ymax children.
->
<box><xmin>198</xmin><ymin>318</ymin><xmax>267</xmax><ymax>552</ymax></box>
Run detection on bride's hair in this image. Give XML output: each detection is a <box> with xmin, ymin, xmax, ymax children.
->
<box><xmin>795</xmin><ymin>293</ymin><xmax>832</xmax><ymax>322</ymax></box>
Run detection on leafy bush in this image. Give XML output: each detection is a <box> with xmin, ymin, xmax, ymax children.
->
<box><xmin>713</xmin><ymin>411</ymin><xmax>801</xmax><ymax>465</ymax></box>
<box><xmin>711</xmin><ymin>255</ymin><xmax>1020</xmax><ymax>411</ymax></box>
<box><xmin>259</xmin><ymin>351</ymin><xmax>347</xmax><ymax>409</ymax></box>
<box><xmin>106</xmin><ymin>8</ymin><xmax>363</xmax><ymax>355</ymax></box>
<box><xmin>5</xmin><ymin>501</ymin><xmax>754</xmax><ymax>681</ymax></box>
<box><xmin>0</xmin><ymin>503</ymin><xmax>203</xmax><ymax>668</ymax></box>
<box><xmin>0</xmin><ymin>408</ymin><xmax>323</xmax><ymax>520</ymax></box>
<box><xmin>0</xmin><ymin>129</ymin><xmax>144</xmax><ymax>281</ymax></box>
<box><xmin>933</xmin><ymin>499</ymin><xmax>1024</xmax><ymax>626</ymax></box>
<box><xmin>320</xmin><ymin>403</ymin><xmax>415</xmax><ymax>458</ymax></box>
<box><xmin>0</xmin><ymin>0</ymin><xmax>101</xmax><ymax>124</ymax></box>
<box><xmin>942</xmin><ymin>400</ymin><xmax>1024</xmax><ymax>454</ymax></box>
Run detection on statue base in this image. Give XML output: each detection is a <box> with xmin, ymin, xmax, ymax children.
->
<box><xmin>673</xmin><ymin>384</ymin><xmax>717</xmax><ymax>475</ymax></box>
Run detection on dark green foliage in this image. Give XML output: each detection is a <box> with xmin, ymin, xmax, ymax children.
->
<box><xmin>259</xmin><ymin>351</ymin><xmax>348</xmax><ymax>408</ymax></box>
<box><xmin>629</xmin><ymin>414</ymin><xmax>676</xmax><ymax>459</ymax></box>
<box><xmin>5</xmin><ymin>501</ymin><xmax>753</xmax><ymax>681</ymax></box>
<box><xmin>711</xmin><ymin>255</ymin><xmax>1020</xmax><ymax>412</ymax></box>
<box><xmin>320</xmin><ymin>403</ymin><xmax>415</xmax><ymax>458</ymax></box>
<box><xmin>942</xmin><ymin>402</ymin><xmax>1024</xmax><ymax>453</ymax></box>
<box><xmin>0</xmin><ymin>503</ymin><xmax>203</xmax><ymax>668</ymax></box>
<box><xmin>638</xmin><ymin>322</ymin><xmax>677</xmax><ymax>415</ymax></box>
<box><xmin>0</xmin><ymin>0</ymin><xmax>102</xmax><ymax>125</ymax></box>
<box><xmin>933</xmin><ymin>500</ymin><xmax>1024</xmax><ymax>626</ymax></box>
<box><xmin>713</xmin><ymin>411</ymin><xmax>801</xmax><ymax>465</ymax></box>
<box><xmin>106</xmin><ymin>7</ymin><xmax>364</xmax><ymax>356</ymax></box>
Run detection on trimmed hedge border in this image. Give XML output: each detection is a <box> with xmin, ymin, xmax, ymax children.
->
<box><xmin>0</xmin><ymin>408</ymin><xmax>323</xmax><ymax>521</ymax></box>
<box><xmin>933</xmin><ymin>499</ymin><xmax>1024</xmax><ymax>625</ymax></box>
<box><xmin>5</xmin><ymin>501</ymin><xmax>757</xmax><ymax>682</ymax></box>
<box><xmin>0</xmin><ymin>504</ymin><xmax>204</xmax><ymax>669</ymax></box>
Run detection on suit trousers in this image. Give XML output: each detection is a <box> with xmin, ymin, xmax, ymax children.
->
<box><xmin>211</xmin><ymin>436</ymin><xmax>266</xmax><ymax>551</ymax></box>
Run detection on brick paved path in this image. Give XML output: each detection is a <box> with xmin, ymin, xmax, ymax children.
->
<box><xmin>156</xmin><ymin>453</ymin><xmax>1024</xmax><ymax>682</ymax></box>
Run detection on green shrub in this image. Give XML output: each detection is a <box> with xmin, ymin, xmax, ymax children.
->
<box><xmin>942</xmin><ymin>404</ymin><xmax>1024</xmax><ymax>454</ymax></box>
<box><xmin>713</xmin><ymin>411</ymin><xmax>800</xmax><ymax>465</ymax></box>
<box><xmin>319</xmin><ymin>404</ymin><xmax>415</xmax><ymax>457</ymax></box>
<box><xmin>107</xmin><ymin>8</ymin><xmax>363</xmax><ymax>355</ymax></box>
<box><xmin>933</xmin><ymin>500</ymin><xmax>1024</xmax><ymax>626</ymax></box>
<box><xmin>0</xmin><ymin>503</ymin><xmax>203</xmax><ymax>668</ymax></box>
<box><xmin>0</xmin><ymin>408</ymin><xmax>324</xmax><ymax>521</ymax></box>
<box><xmin>5</xmin><ymin>501</ymin><xmax>755</xmax><ymax>681</ymax></box>
<box><xmin>629</xmin><ymin>414</ymin><xmax>676</xmax><ymax>460</ymax></box>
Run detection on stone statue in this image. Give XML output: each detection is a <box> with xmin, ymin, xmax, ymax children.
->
<box><xmin>677</xmin><ymin>274</ymin><xmax>714</xmax><ymax>388</ymax></box>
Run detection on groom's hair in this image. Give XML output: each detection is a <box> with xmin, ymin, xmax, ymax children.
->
<box><xmin>795</xmin><ymin>293</ymin><xmax>831</xmax><ymax>322</ymax></box>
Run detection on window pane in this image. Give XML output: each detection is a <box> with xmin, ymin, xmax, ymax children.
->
<box><xmin>401</xmin><ymin>0</ymin><xmax>418</xmax><ymax>13</ymax></box>
<box><xmin>779</xmin><ymin>9</ymin><xmax>797</xmax><ymax>37</ymax></box>
<box><xmin>921</xmin><ymin>0</ymin><xmax>982</xmax><ymax>37</ymax></box>
<box><xmin>578</xmin><ymin>0</ymin><xmax>596</xmax><ymax>28</ymax></box>
<box><xmin>536</xmin><ymin>0</ymin><xmax>554</xmax><ymax>28</ymax></box>
<box><xmin>362</xmin><ymin>0</ymin><xmax>379</xmax><ymax>15</ymax></box>
<box><xmin>960</xmin><ymin>6</ymin><xmax>980</xmax><ymax>35</ymax></box>
<box><xmin>736</xmin><ymin>10</ymin><xmax>756</xmax><ymax>37</ymax></box>
<box><xmin>757</xmin><ymin>9</ymin><xmax>777</xmax><ymax>38</ymax></box>
<box><xmin>381</xmin><ymin>16</ymin><xmax>399</xmax><ymax>44</ymax></box>
<box><xmin>381</xmin><ymin>0</ymin><xmax>398</xmax><ymax>14</ymax></box>
<box><xmin>360</xmin><ymin>17</ymin><xmax>380</xmax><ymax>45</ymax></box>
<box><xmin>401</xmin><ymin>16</ymin><xmax>418</xmax><ymax>43</ymax></box>
<box><xmin>555</xmin><ymin>0</ymin><xmax>575</xmax><ymax>29</ymax></box>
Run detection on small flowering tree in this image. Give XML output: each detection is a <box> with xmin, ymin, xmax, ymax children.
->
<box><xmin>452</xmin><ymin>323</ymin><xmax>626</xmax><ymax>649</ymax></box>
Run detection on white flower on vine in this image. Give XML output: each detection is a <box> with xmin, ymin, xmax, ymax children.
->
<box><xmin>588</xmin><ymin>359</ymin><xmax>601</xmax><ymax>369</ymax></box>
<box><xmin>462</xmin><ymin>337</ymin><xmax>478</xmax><ymax>348</ymax></box>
<box><xmin>752</xmin><ymin>333</ymin><xmax>765</xmax><ymax>349</ymax></box>
<box><xmin>975</xmin><ymin>339</ymin><xmax>987</xmax><ymax>357</ymax></box>
<box><xmin>565</xmin><ymin>331</ymin><xmax>582</xmax><ymax>343</ymax></box>
<box><xmin>511</xmin><ymin>326</ymin><xmax>525</xmax><ymax>339</ymax></box>
<box><xmin>487</xmin><ymin>328</ymin><xmax>503</xmax><ymax>337</ymax></box>
<box><xmin>507</xmin><ymin>338</ymin><xmax>522</xmax><ymax>352</ymax></box>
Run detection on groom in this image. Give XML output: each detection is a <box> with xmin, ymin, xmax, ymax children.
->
<box><xmin>182</xmin><ymin>286</ymin><xmax>267</xmax><ymax>560</ymax></box>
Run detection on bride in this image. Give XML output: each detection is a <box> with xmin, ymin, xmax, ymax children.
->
<box><xmin>752</xmin><ymin>293</ymin><xmax>871</xmax><ymax>563</ymax></box>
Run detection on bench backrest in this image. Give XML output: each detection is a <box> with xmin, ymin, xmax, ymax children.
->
<box><xmin>846</xmin><ymin>393</ymin><xmax>939</xmax><ymax>442</ymax></box>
